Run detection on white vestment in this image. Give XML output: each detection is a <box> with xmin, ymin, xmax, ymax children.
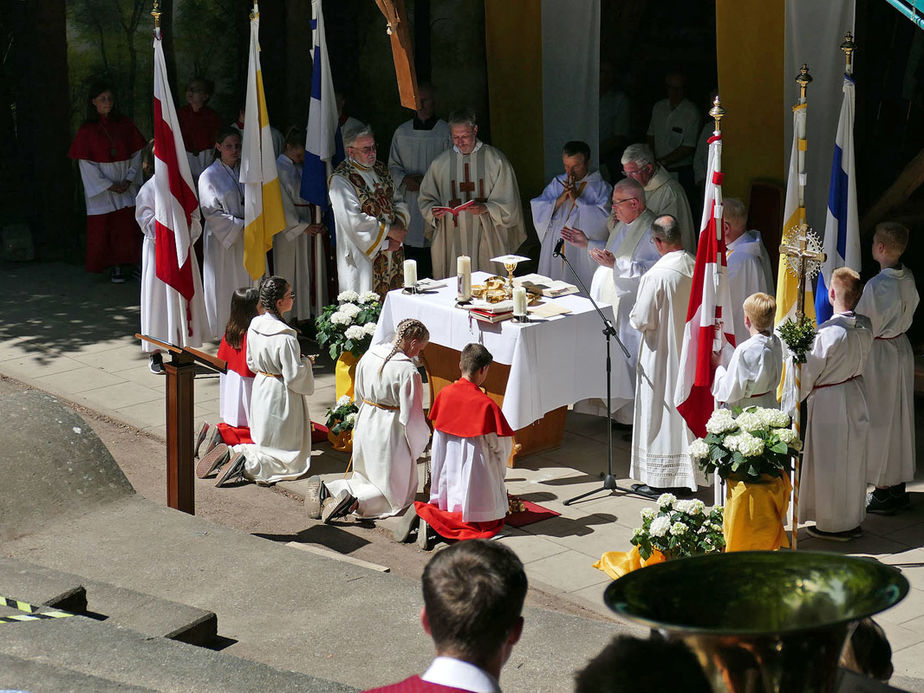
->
<box><xmin>712</xmin><ymin>332</ymin><xmax>783</xmax><ymax>410</ymax></box>
<box><xmin>856</xmin><ymin>267</ymin><xmax>919</xmax><ymax>486</ymax></box>
<box><xmin>233</xmin><ymin>313</ymin><xmax>314</xmax><ymax>483</ymax></box>
<box><xmin>646</xmin><ymin>98</ymin><xmax>701</xmax><ymax>166</ymax></box>
<box><xmin>644</xmin><ymin>164</ymin><xmax>696</xmax><ymax>253</ymax></box>
<box><xmin>274</xmin><ymin>153</ymin><xmax>316</xmax><ymax>321</ymax></box>
<box><xmin>531</xmin><ymin>170</ymin><xmax>612</xmax><ymax>290</ymax></box>
<box><xmin>800</xmin><ymin>312</ymin><xmax>873</xmax><ymax>532</ymax></box>
<box><xmin>726</xmin><ymin>230</ymin><xmax>775</xmax><ymax>344</ymax></box>
<box><xmin>630</xmin><ymin>250</ymin><xmax>700</xmax><ymax>489</ymax></box>
<box><xmin>328</xmin><ymin>160</ymin><xmax>409</xmax><ymax>294</ymax></box>
<box><xmin>135</xmin><ymin>178</ymin><xmax>208</xmax><ymax>353</ymax></box>
<box><xmin>419</xmin><ymin>141</ymin><xmax>526</xmax><ymax>279</ymax></box>
<box><xmin>326</xmin><ymin>344</ymin><xmax>430</xmax><ymax>518</ymax></box>
<box><xmin>199</xmin><ymin>159</ymin><xmax>249</xmax><ymax>340</ymax></box>
<box><xmin>430</xmin><ymin>430</ymin><xmax>511</xmax><ymax>523</ymax></box>
<box><xmin>387</xmin><ymin>119</ymin><xmax>452</xmax><ymax>249</ymax></box>
<box><xmin>220</xmin><ymin>370</ymin><xmax>252</xmax><ymax>427</ymax></box>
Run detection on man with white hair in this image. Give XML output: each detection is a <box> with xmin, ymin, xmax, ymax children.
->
<box><xmin>419</xmin><ymin>108</ymin><xmax>526</xmax><ymax>279</ymax></box>
<box><xmin>561</xmin><ymin>177</ymin><xmax>657</xmax><ymax>423</ymax></box>
<box><xmin>329</xmin><ymin>126</ymin><xmax>409</xmax><ymax>296</ymax></box>
<box><xmin>621</xmin><ymin>143</ymin><xmax>695</xmax><ymax>254</ymax></box>
<box><xmin>629</xmin><ymin>215</ymin><xmax>698</xmax><ymax>497</ymax></box>
<box><xmin>531</xmin><ymin>140</ymin><xmax>612</xmax><ymax>289</ymax></box>
<box><xmin>723</xmin><ymin>197</ymin><xmax>774</xmax><ymax>344</ymax></box>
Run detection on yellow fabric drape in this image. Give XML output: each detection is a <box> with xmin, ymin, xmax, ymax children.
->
<box><xmin>335</xmin><ymin>351</ymin><xmax>359</xmax><ymax>401</ymax></box>
<box><xmin>723</xmin><ymin>473</ymin><xmax>792</xmax><ymax>551</ymax></box>
<box><xmin>593</xmin><ymin>547</ymin><xmax>666</xmax><ymax>581</ymax></box>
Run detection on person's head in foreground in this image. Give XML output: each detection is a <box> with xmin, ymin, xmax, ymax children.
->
<box><xmin>829</xmin><ymin>266</ymin><xmax>862</xmax><ymax>313</ymax></box>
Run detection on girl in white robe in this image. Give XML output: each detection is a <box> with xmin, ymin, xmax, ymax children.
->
<box><xmin>323</xmin><ymin>319</ymin><xmax>431</xmax><ymax>520</ymax></box>
<box><xmin>199</xmin><ymin>128</ymin><xmax>250</xmax><ymax>340</ymax></box>
<box><xmin>135</xmin><ymin>145</ymin><xmax>207</xmax><ymax>373</ymax></box>
<box><xmin>227</xmin><ymin>276</ymin><xmax>315</xmax><ymax>485</ymax></box>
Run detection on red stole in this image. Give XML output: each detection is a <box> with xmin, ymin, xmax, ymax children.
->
<box><xmin>177</xmin><ymin>105</ymin><xmax>223</xmax><ymax>154</ymax></box>
<box><xmin>68</xmin><ymin>116</ymin><xmax>146</xmax><ymax>163</ymax></box>
<box><xmin>363</xmin><ymin>675</ymin><xmax>479</xmax><ymax>693</ymax></box>
<box><xmin>217</xmin><ymin>335</ymin><xmax>255</xmax><ymax>378</ymax></box>
<box><xmin>429</xmin><ymin>378</ymin><xmax>514</xmax><ymax>438</ymax></box>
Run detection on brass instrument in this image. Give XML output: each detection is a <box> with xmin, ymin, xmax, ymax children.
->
<box><xmin>604</xmin><ymin>551</ymin><xmax>908</xmax><ymax>692</ymax></box>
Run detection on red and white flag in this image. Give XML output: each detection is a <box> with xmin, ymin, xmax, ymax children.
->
<box><xmin>152</xmin><ymin>30</ymin><xmax>200</xmax><ymax>307</ymax></box>
<box><xmin>674</xmin><ymin>132</ymin><xmax>735</xmax><ymax>438</ymax></box>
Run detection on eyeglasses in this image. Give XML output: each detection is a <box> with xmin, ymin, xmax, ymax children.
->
<box><xmin>612</xmin><ymin>198</ymin><xmax>637</xmax><ymax>206</ymax></box>
<box><xmin>349</xmin><ymin>144</ymin><xmax>377</xmax><ymax>154</ymax></box>
<box><xmin>622</xmin><ymin>167</ymin><xmax>650</xmax><ymax>177</ymax></box>
<box><xmin>286</xmin><ymin>291</ymin><xmax>295</xmax><ymax>298</ymax></box>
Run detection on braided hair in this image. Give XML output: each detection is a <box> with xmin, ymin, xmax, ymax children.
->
<box><xmin>379</xmin><ymin>318</ymin><xmax>429</xmax><ymax>375</ymax></box>
<box><xmin>259</xmin><ymin>275</ymin><xmax>289</xmax><ymax>320</ymax></box>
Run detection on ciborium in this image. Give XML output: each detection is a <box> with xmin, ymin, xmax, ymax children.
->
<box><xmin>604</xmin><ymin>551</ymin><xmax>908</xmax><ymax>693</ymax></box>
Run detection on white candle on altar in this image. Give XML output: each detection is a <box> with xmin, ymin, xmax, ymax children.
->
<box><xmin>403</xmin><ymin>259</ymin><xmax>417</xmax><ymax>288</ymax></box>
<box><xmin>513</xmin><ymin>286</ymin><xmax>527</xmax><ymax>317</ymax></box>
<box><xmin>457</xmin><ymin>255</ymin><xmax>472</xmax><ymax>301</ymax></box>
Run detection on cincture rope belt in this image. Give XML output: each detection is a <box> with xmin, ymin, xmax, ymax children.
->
<box><xmin>875</xmin><ymin>333</ymin><xmax>906</xmax><ymax>340</ymax></box>
<box><xmin>258</xmin><ymin>371</ymin><xmax>282</xmax><ymax>379</ymax></box>
<box><xmin>812</xmin><ymin>375</ymin><xmax>859</xmax><ymax>391</ymax></box>
<box><xmin>362</xmin><ymin>398</ymin><xmax>400</xmax><ymax>411</ymax></box>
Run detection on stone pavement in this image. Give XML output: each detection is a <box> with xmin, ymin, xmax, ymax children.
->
<box><xmin>3</xmin><ymin>261</ymin><xmax>924</xmax><ymax>687</ymax></box>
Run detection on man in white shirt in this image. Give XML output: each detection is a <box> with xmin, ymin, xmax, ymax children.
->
<box><xmin>363</xmin><ymin>540</ymin><xmax>527</xmax><ymax>693</ymax></box>
<box><xmin>646</xmin><ymin>70</ymin><xmax>701</xmax><ymax>197</ymax></box>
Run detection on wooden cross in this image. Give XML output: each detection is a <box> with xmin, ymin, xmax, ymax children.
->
<box><xmin>459</xmin><ymin>163</ymin><xmax>476</xmax><ymax>198</ymax></box>
<box><xmin>779</xmin><ymin>223</ymin><xmax>826</xmax><ymax>319</ymax></box>
<box><xmin>373</xmin><ymin>0</ymin><xmax>420</xmax><ymax>110</ymax></box>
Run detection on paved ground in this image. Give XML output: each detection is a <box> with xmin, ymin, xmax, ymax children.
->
<box><xmin>3</xmin><ymin>260</ymin><xmax>924</xmax><ymax>687</ymax></box>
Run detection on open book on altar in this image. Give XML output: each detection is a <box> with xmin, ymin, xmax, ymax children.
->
<box><xmin>432</xmin><ymin>199</ymin><xmax>477</xmax><ymax>216</ymax></box>
<box><xmin>516</xmin><ymin>273</ymin><xmax>579</xmax><ymax>297</ymax></box>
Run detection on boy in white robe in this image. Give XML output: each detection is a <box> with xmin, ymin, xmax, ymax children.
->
<box><xmin>857</xmin><ymin>222</ymin><xmax>919</xmax><ymax>514</ymax></box>
<box><xmin>712</xmin><ymin>292</ymin><xmax>783</xmax><ymax>410</ymax></box>
<box><xmin>414</xmin><ymin>344</ymin><xmax>514</xmax><ymax>543</ymax></box>
<box><xmin>802</xmin><ymin>268</ymin><xmax>874</xmax><ymax>541</ymax></box>
<box><xmin>723</xmin><ymin>198</ymin><xmax>774</xmax><ymax>344</ymax></box>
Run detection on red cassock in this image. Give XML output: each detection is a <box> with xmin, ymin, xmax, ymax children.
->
<box><xmin>177</xmin><ymin>105</ymin><xmax>223</xmax><ymax>154</ymax></box>
<box><xmin>215</xmin><ymin>335</ymin><xmax>255</xmax><ymax>445</ymax></box>
<box><xmin>363</xmin><ymin>675</ymin><xmax>480</xmax><ymax>693</ymax></box>
<box><xmin>68</xmin><ymin>115</ymin><xmax>147</xmax><ymax>271</ymax></box>
<box><xmin>415</xmin><ymin>379</ymin><xmax>514</xmax><ymax>541</ymax></box>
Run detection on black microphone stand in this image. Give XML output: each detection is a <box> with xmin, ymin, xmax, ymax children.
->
<box><xmin>553</xmin><ymin>240</ymin><xmax>639</xmax><ymax>505</ymax></box>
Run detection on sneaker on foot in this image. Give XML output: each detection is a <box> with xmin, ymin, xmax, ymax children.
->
<box><xmin>148</xmin><ymin>352</ymin><xmax>165</xmax><ymax>375</ymax></box>
<box><xmin>321</xmin><ymin>490</ymin><xmax>356</xmax><ymax>523</ymax></box>
<box><xmin>866</xmin><ymin>488</ymin><xmax>900</xmax><ymax>515</ymax></box>
<box><xmin>199</xmin><ymin>426</ymin><xmax>222</xmax><ymax>459</ymax></box>
<box><xmin>193</xmin><ymin>422</ymin><xmax>210</xmax><ymax>459</ymax></box>
<box><xmin>215</xmin><ymin>452</ymin><xmax>247</xmax><ymax>487</ymax></box>
<box><xmin>196</xmin><ymin>444</ymin><xmax>229</xmax><ymax>479</ymax></box>
<box><xmin>891</xmin><ymin>483</ymin><xmax>911</xmax><ymax>510</ymax></box>
<box><xmin>392</xmin><ymin>505</ymin><xmax>419</xmax><ymax>543</ymax></box>
<box><xmin>806</xmin><ymin>525</ymin><xmax>861</xmax><ymax>542</ymax></box>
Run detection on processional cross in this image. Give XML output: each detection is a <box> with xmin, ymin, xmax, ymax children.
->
<box><xmin>778</xmin><ymin>224</ymin><xmax>825</xmax><ymax>319</ymax></box>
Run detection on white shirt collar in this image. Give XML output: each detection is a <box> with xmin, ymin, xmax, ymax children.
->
<box><xmin>453</xmin><ymin>140</ymin><xmax>484</xmax><ymax>156</ymax></box>
<box><xmin>422</xmin><ymin>657</ymin><xmax>501</xmax><ymax>693</ymax></box>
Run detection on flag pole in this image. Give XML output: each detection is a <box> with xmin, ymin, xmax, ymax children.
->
<box><xmin>709</xmin><ymin>95</ymin><xmax>726</xmax><ymax>509</ymax></box>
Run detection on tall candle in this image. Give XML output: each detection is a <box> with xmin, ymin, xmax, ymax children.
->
<box><xmin>403</xmin><ymin>259</ymin><xmax>417</xmax><ymax>288</ymax></box>
<box><xmin>513</xmin><ymin>286</ymin><xmax>528</xmax><ymax>317</ymax></box>
<box><xmin>457</xmin><ymin>255</ymin><xmax>472</xmax><ymax>301</ymax></box>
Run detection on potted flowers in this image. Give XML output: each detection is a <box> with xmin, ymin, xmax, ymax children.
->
<box><xmin>315</xmin><ymin>290</ymin><xmax>381</xmax><ymax>401</ymax></box>
<box><xmin>690</xmin><ymin>407</ymin><xmax>801</xmax><ymax>551</ymax></box>
<box><xmin>594</xmin><ymin>495</ymin><xmax>725</xmax><ymax>580</ymax></box>
<box><xmin>326</xmin><ymin>395</ymin><xmax>358</xmax><ymax>452</ymax></box>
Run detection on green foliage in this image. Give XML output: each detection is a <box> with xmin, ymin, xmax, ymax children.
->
<box><xmin>326</xmin><ymin>396</ymin><xmax>359</xmax><ymax>434</ymax></box>
<box><xmin>314</xmin><ymin>291</ymin><xmax>382</xmax><ymax>360</ymax></box>
<box><xmin>630</xmin><ymin>496</ymin><xmax>726</xmax><ymax>561</ymax></box>
<box><xmin>778</xmin><ymin>315</ymin><xmax>817</xmax><ymax>365</ymax></box>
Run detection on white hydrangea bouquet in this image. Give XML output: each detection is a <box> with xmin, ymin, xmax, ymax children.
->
<box><xmin>689</xmin><ymin>407</ymin><xmax>801</xmax><ymax>484</ymax></box>
<box><xmin>630</xmin><ymin>494</ymin><xmax>726</xmax><ymax>561</ymax></box>
<box><xmin>315</xmin><ymin>290</ymin><xmax>382</xmax><ymax>360</ymax></box>
<box><xmin>326</xmin><ymin>395</ymin><xmax>359</xmax><ymax>435</ymax></box>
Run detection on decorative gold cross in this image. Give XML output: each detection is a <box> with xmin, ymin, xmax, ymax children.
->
<box><xmin>779</xmin><ymin>223</ymin><xmax>826</xmax><ymax>319</ymax></box>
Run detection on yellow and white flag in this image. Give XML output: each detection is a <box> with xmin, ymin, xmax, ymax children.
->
<box><xmin>775</xmin><ymin>102</ymin><xmax>816</xmax><ymax>326</ymax></box>
<box><xmin>241</xmin><ymin>8</ymin><xmax>285</xmax><ymax>280</ymax></box>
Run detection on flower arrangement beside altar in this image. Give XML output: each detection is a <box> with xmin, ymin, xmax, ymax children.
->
<box><xmin>689</xmin><ymin>407</ymin><xmax>801</xmax><ymax>552</ymax></box>
<box><xmin>631</xmin><ymin>495</ymin><xmax>726</xmax><ymax>561</ymax></box>
<box><xmin>325</xmin><ymin>395</ymin><xmax>358</xmax><ymax>452</ymax></box>
<box><xmin>315</xmin><ymin>290</ymin><xmax>382</xmax><ymax>360</ymax></box>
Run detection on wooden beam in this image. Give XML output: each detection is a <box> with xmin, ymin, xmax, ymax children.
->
<box><xmin>374</xmin><ymin>0</ymin><xmax>420</xmax><ymax>110</ymax></box>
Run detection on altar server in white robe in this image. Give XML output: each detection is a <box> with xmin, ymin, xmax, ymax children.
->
<box><xmin>712</xmin><ymin>292</ymin><xmax>783</xmax><ymax>410</ymax></box>
<box><xmin>275</xmin><ymin>129</ymin><xmax>326</xmax><ymax>321</ymax></box>
<box><xmin>134</xmin><ymin>145</ymin><xmax>207</xmax><ymax>373</ymax></box>
<box><xmin>531</xmin><ymin>140</ymin><xmax>612</xmax><ymax>290</ymax></box>
<box><xmin>801</xmin><ymin>268</ymin><xmax>873</xmax><ymax>540</ymax></box>
<box><xmin>723</xmin><ymin>198</ymin><xmax>774</xmax><ymax>344</ymax></box>
<box><xmin>414</xmin><ymin>344</ymin><xmax>514</xmax><ymax>540</ymax></box>
<box><xmin>629</xmin><ymin>215</ymin><xmax>699</xmax><ymax>495</ymax></box>
<box><xmin>856</xmin><ymin>222</ymin><xmax>919</xmax><ymax>514</ymax></box>
<box><xmin>323</xmin><ymin>319</ymin><xmax>431</xmax><ymax>521</ymax></box>
<box><xmin>329</xmin><ymin>126</ymin><xmax>410</xmax><ymax>297</ymax></box>
<box><xmin>418</xmin><ymin>108</ymin><xmax>526</xmax><ymax>279</ymax></box>
<box><xmin>224</xmin><ymin>277</ymin><xmax>315</xmax><ymax>485</ymax></box>
<box><xmin>621</xmin><ymin>143</ymin><xmax>696</xmax><ymax>254</ymax></box>
<box><xmin>563</xmin><ymin>178</ymin><xmax>658</xmax><ymax>422</ymax></box>
<box><xmin>199</xmin><ymin>128</ymin><xmax>250</xmax><ymax>340</ymax></box>
<box><xmin>388</xmin><ymin>83</ymin><xmax>452</xmax><ymax>280</ymax></box>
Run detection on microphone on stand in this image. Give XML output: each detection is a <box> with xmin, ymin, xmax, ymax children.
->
<box><xmin>553</xmin><ymin>238</ymin><xmax>565</xmax><ymax>258</ymax></box>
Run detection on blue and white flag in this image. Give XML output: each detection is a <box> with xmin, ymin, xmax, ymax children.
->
<box><xmin>815</xmin><ymin>74</ymin><xmax>859</xmax><ymax>324</ymax></box>
<box><xmin>300</xmin><ymin>0</ymin><xmax>340</xmax><ymax>206</ymax></box>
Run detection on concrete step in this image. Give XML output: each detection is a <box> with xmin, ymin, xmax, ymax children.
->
<box><xmin>0</xmin><ymin>615</ymin><xmax>357</xmax><ymax>692</ymax></box>
<box><xmin>0</xmin><ymin>556</ymin><xmax>216</xmax><ymax>646</ymax></box>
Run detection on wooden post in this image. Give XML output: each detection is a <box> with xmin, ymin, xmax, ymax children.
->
<box><xmin>164</xmin><ymin>350</ymin><xmax>196</xmax><ymax>514</ymax></box>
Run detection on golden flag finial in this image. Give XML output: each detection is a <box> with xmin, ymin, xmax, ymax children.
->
<box><xmin>841</xmin><ymin>31</ymin><xmax>856</xmax><ymax>75</ymax></box>
<box><xmin>151</xmin><ymin>0</ymin><xmax>161</xmax><ymax>30</ymax></box>
<box><xmin>796</xmin><ymin>64</ymin><xmax>813</xmax><ymax>102</ymax></box>
<box><xmin>709</xmin><ymin>95</ymin><xmax>726</xmax><ymax>133</ymax></box>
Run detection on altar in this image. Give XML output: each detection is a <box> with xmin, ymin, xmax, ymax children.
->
<box><xmin>372</xmin><ymin>272</ymin><xmax>635</xmax><ymax>464</ymax></box>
